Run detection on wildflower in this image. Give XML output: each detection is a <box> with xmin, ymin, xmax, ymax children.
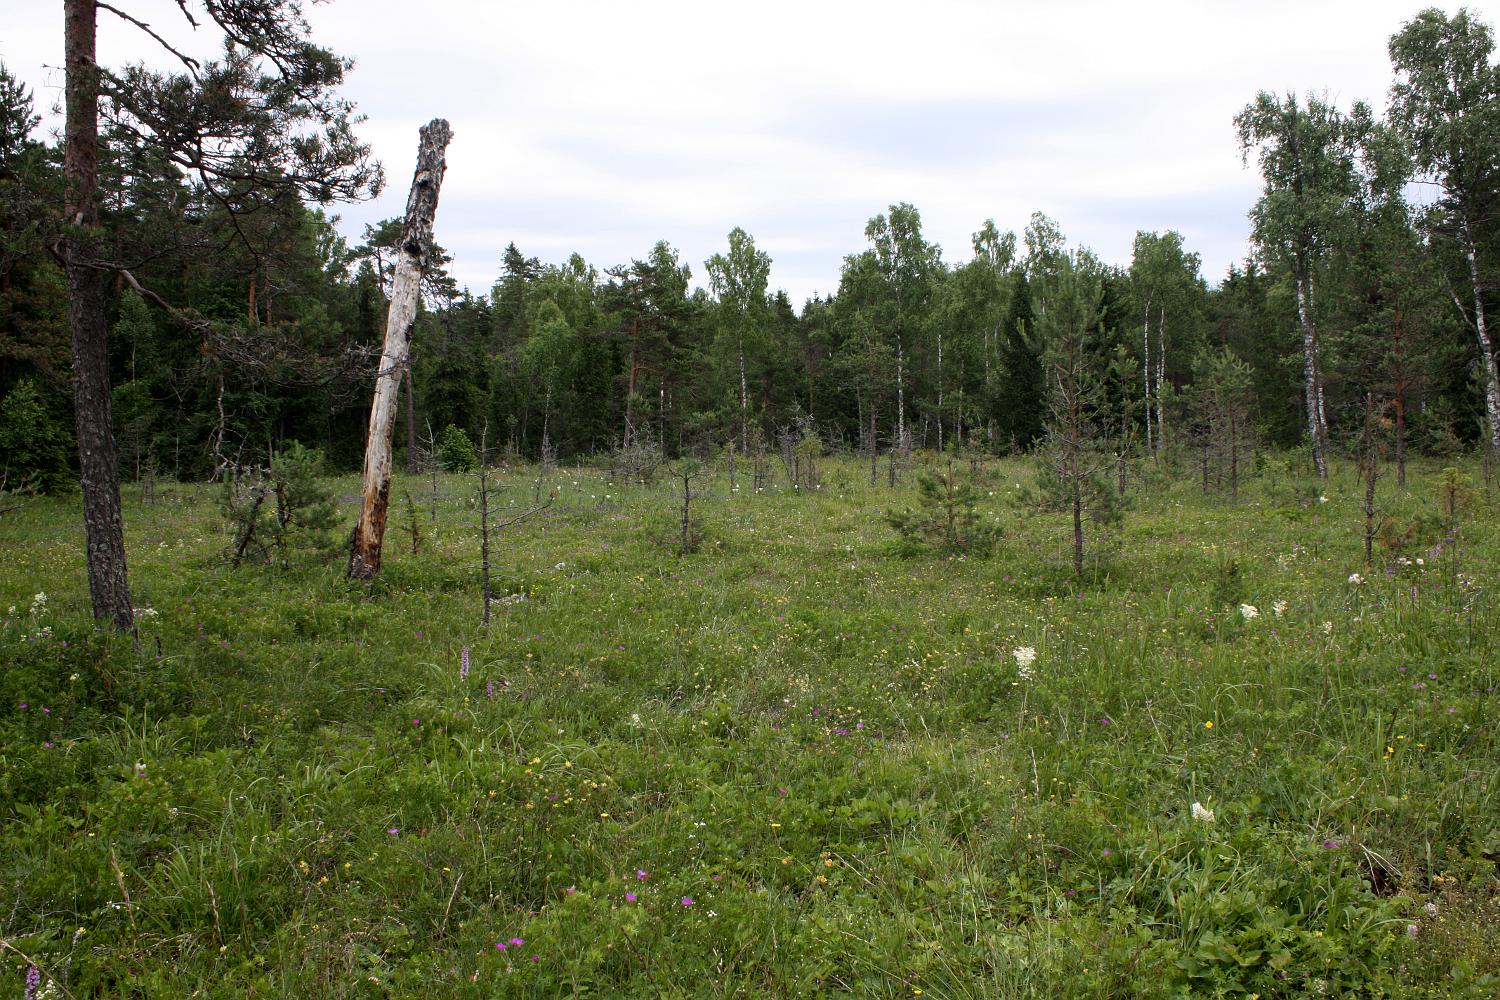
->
<box><xmin>1406</xmin><ymin>924</ymin><xmax>1419</xmax><ymax>938</ymax></box>
<box><xmin>625</xmin><ymin>892</ymin><xmax>637</xmax><ymax>902</ymax></box>
<box><xmin>25</xmin><ymin>966</ymin><xmax>40</xmax><ymax>1000</ymax></box>
<box><xmin>1348</xmin><ymin>573</ymin><xmax>1364</xmax><ymax>585</ymax></box>
<box><xmin>680</xmin><ymin>896</ymin><xmax>694</xmax><ymax>907</ymax></box>
<box><xmin>386</xmin><ymin>827</ymin><xmax>399</xmax><ymax>835</ymax></box>
<box><xmin>1238</xmin><ymin>604</ymin><xmax>1259</xmax><ymax>620</ymax></box>
<box><xmin>1323</xmin><ymin>839</ymin><xmax>1340</xmax><ymax>849</ymax></box>
<box><xmin>1203</xmin><ymin>720</ymin><xmax>1214</xmax><ymax>729</ymax></box>
<box><xmin>461</xmin><ymin>646</ymin><xmax>470</xmax><ymax>682</ymax></box>
<box><xmin>635</xmin><ymin>868</ymin><xmax>649</xmax><ymax>881</ymax></box>
<box><xmin>1012</xmin><ymin>646</ymin><xmax>1037</xmax><ymax>681</ymax></box>
<box><xmin>29</xmin><ymin>592</ymin><xmax>46</xmax><ymax>617</ymax></box>
<box><xmin>1272</xmin><ymin>600</ymin><xmax>1288</xmax><ymax>617</ymax></box>
<box><xmin>1190</xmin><ymin>801</ymin><xmax>1215</xmax><ymax>823</ymax></box>
<box><xmin>1321</xmin><ymin>621</ymin><xmax>1334</xmax><ymax>635</ymax></box>
<box><xmin>1318</xmin><ymin>495</ymin><xmax>1328</xmax><ymax>504</ymax></box>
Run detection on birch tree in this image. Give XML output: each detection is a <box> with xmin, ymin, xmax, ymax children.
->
<box><xmin>349</xmin><ymin>119</ymin><xmax>451</xmax><ymax>580</ymax></box>
<box><xmin>1129</xmin><ymin>230</ymin><xmax>1202</xmax><ymax>460</ymax></box>
<box><xmin>1237</xmin><ymin>92</ymin><xmax>1369</xmax><ymax>478</ymax></box>
<box><xmin>705</xmin><ymin>227</ymin><xmax>771</xmax><ymax>450</ymax></box>
<box><xmin>1389</xmin><ymin>7</ymin><xmax>1500</xmax><ymax>459</ymax></box>
<box><xmin>864</xmin><ymin>204</ymin><xmax>941</xmax><ymax>453</ymax></box>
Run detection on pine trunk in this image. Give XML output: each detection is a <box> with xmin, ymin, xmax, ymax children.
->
<box><xmin>349</xmin><ymin>119</ymin><xmax>452</xmax><ymax>579</ymax></box>
<box><xmin>65</xmin><ymin>0</ymin><xmax>134</xmax><ymax>630</ymax></box>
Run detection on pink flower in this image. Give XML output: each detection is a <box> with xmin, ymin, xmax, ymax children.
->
<box><xmin>625</xmin><ymin>892</ymin><xmax>637</xmax><ymax>902</ymax></box>
<box><xmin>635</xmin><ymin>868</ymin><xmax>649</xmax><ymax>881</ymax></box>
<box><xmin>680</xmin><ymin>896</ymin><xmax>694</xmax><ymax>907</ymax></box>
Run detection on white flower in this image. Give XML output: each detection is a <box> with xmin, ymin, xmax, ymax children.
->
<box><xmin>1272</xmin><ymin>600</ymin><xmax>1288</xmax><ymax>617</ymax></box>
<box><xmin>29</xmin><ymin>592</ymin><xmax>46</xmax><ymax>617</ymax></box>
<box><xmin>1321</xmin><ymin>621</ymin><xmax>1334</xmax><ymax>635</ymax></box>
<box><xmin>133</xmin><ymin>607</ymin><xmax>158</xmax><ymax>619</ymax></box>
<box><xmin>1190</xmin><ymin>801</ymin><xmax>1215</xmax><ymax>823</ymax></box>
<box><xmin>1318</xmin><ymin>495</ymin><xmax>1328</xmax><ymax>504</ymax></box>
<box><xmin>1347</xmin><ymin>573</ymin><xmax>1364</xmax><ymax>586</ymax></box>
<box><xmin>1415</xmin><ymin>558</ymin><xmax>1424</xmax><ymax>566</ymax></box>
<box><xmin>1012</xmin><ymin>646</ymin><xmax>1037</xmax><ymax>681</ymax></box>
<box><xmin>1238</xmin><ymin>604</ymin><xmax>1259</xmax><ymax>621</ymax></box>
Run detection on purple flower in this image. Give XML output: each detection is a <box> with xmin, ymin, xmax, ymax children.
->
<box><xmin>495</xmin><ymin>942</ymin><xmax>507</xmax><ymax>951</ymax></box>
<box><xmin>461</xmin><ymin>646</ymin><xmax>471</xmax><ymax>681</ymax></box>
<box><xmin>486</xmin><ymin>679</ymin><xmax>495</xmax><ymax>699</ymax></box>
<box><xmin>625</xmin><ymin>892</ymin><xmax>637</xmax><ymax>902</ymax></box>
<box><xmin>635</xmin><ymin>868</ymin><xmax>649</xmax><ymax>881</ymax></box>
<box><xmin>387</xmin><ymin>827</ymin><xmax>400</xmax><ymax>835</ymax></box>
<box><xmin>1102</xmin><ymin>849</ymin><xmax>1113</xmax><ymax>856</ymax></box>
<box><xmin>509</xmin><ymin>937</ymin><xmax>524</xmax><ymax>946</ymax></box>
<box><xmin>24</xmin><ymin>965</ymin><xmax>40</xmax><ymax>1000</ymax></box>
<box><xmin>680</xmin><ymin>896</ymin><xmax>694</xmax><ymax>907</ymax></box>
<box><xmin>1323</xmin><ymin>839</ymin><xmax>1339</xmax><ymax>849</ymax></box>
<box><xmin>1428</xmin><ymin>673</ymin><xmax>1438</xmax><ymax>680</ymax></box>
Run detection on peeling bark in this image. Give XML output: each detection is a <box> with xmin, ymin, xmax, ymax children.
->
<box><xmin>349</xmin><ymin>119</ymin><xmax>451</xmax><ymax>579</ymax></box>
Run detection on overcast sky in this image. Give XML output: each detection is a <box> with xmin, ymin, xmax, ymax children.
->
<box><xmin>5</xmin><ymin>1</ymin><xmax>1498</xmax><ymax>307</ymax></box>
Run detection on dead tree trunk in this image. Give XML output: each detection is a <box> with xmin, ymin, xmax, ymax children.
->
<box><xmin>349</xmin><ymin>119</ymin><xmax>452</xmax><ymax>579</ymax></box>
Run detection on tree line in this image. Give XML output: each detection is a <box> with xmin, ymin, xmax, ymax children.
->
<box><xmin>1</xmin><ymin>4</ymin><xmax>1498</xmax><ymax>619</ymax></box>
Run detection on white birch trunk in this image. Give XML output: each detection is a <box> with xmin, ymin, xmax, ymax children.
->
<box><xmin>1156</xmin><ymin>304</ymin><xmax>1166</xmax><ymax>456</ymax></box>
<box><xmin>1142</xmin><ymin>300</ymin><xmax>1153</xmax><ymax>456</ymax></box>
<box><xmin>1461</xmin><ymin>223</ymin><xmax>1500</xmax><ymax>457</ymax></box>
<box><xmin>349</xmin><ymin>119</ymin><xmax>452</xmax><ymax>579</ymax></box>
<box><xmin>1294</xmin><ymin>262</ymin><xmax>1329</xmax><ymax>479</ymax></box>
<box><xmin>896</xmin><ymin>335</ymin><xmax>907</xmax><ymax>451</ymax></box>
<box><xmin>738</xmin><ymin>343</ymin><xmax>748</xmax><ymax>452</ymax></box>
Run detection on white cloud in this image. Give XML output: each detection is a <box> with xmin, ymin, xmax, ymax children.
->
<box><xmin>4</xmin><ymin>0</ymin><xmax>1497</xmax><ymax>305</ymax></box>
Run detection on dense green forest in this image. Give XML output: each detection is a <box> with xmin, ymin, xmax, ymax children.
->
<box><xmin>2</xmin><ymin>7</ymin><xmax>1498</xmax><ymax>495</ymax></box>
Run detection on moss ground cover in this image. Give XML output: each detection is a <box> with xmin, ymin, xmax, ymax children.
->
<box><xmin>2</xmin><ymin>455</ymin><xmax>1497</xmax><ymax>997</ymax></box>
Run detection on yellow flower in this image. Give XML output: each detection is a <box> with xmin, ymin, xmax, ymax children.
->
<box><xmin>1203</xmin><ymin>721</ymin><xmax>1213</xmax><ymax>729</ymax></box>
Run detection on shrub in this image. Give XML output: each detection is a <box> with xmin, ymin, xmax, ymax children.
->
<box><xmin>0</xmin><ymin>378</ymin><xmax>75</xmax><ymax>494</ymax></box>
<box><xmin>885</xmin><ymin>458</ymin><xmax>999</xmax><ymax>555</ymax></box>
<box><xmin>437</xmin><ymin>424</ymin><xmax>478</xmax><ymax>472</ymax></box>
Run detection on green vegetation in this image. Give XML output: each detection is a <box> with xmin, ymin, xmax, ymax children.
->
<box><xmin>3</xmin><ymin>455</ymin><xmax>1496</xmax><ymax>997</ymax></box>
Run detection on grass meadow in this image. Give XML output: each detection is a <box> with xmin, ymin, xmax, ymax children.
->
<box><xmin>2</xmin><ymin>452</ymin><xmax>1497</xmax><ymax>998</ymax></box>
